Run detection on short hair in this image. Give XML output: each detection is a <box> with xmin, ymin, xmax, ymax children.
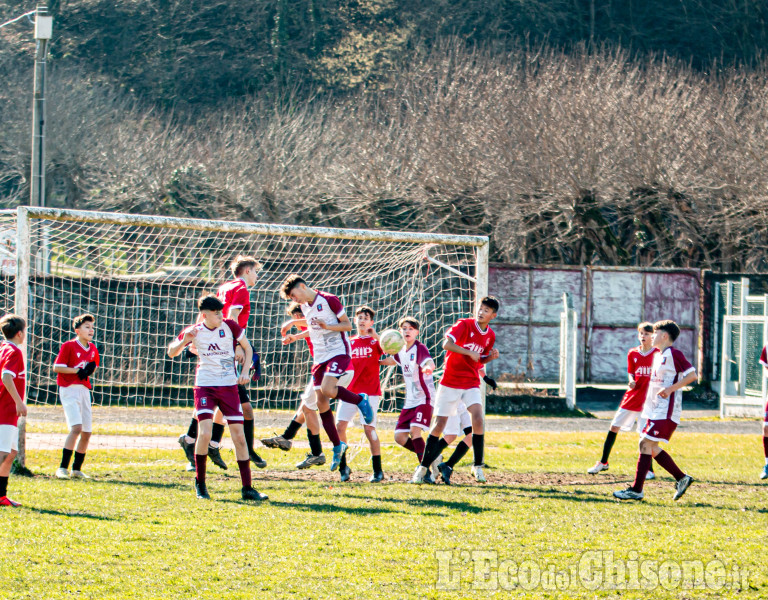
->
<box><xmin>199</xmin><ymin>294</ymin><xmax>225</xmax><ymax>312</ymax></box>
<box><xmin>73</xmin><ymin>313</ymin><xmax>95</xmax><ymax>330</ymax></box>
<box><xmin>0</xmin><ymin>314</ymin><xmax>25</xmax><ymax>340</ymax></box>
<box><xmin>480</xmin><ymin>296</ymin><xmax>500</xmax><ymax>313</ymax></box>
<box><xmin>398</xmin><ymin>316</ymin><xmax>420</xmax><ymax>330</ymax></box>
<box><xmin>286</xmin><ymin>301</ymin><xmax>303</xmax><ymax>316</ymax></box>
<box><xmin>653</xmin><ymin>320</ymin><xmax>680</xmax><ymax>342</ymax></box>
<box><xmin>638</xmin><ymin>322</ymin><xmax>654</xmax><ymax>333</ymax></box>
<box><xmin>280</xmin><ymin>274</ymin><xmax>307</xmax><ymax>300</ymax></box>
<box><xmin>231</xmin><ymin>255</ymin><xmax>262</xmax><ymax>278</ymax></box>
<box><xmin>355</xmin><ymin>306</ymin><xmax>375</xmax><ymax>319</ymax></box>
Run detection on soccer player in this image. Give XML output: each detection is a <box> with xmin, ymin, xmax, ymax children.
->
<box><xmin>380</xmin><ymin>317</ymin><xmax>437</xmax><ymax>480</ymax></box>
<box><xmin>759</xmin><ymin>344</ymin><xmax>768</xmax><ymax>479</ymax></box>
<box><xmin>168</xmin><ymin>294</ymin><xmax>267</xmax><ymax>501</ymax></box>
<box><xmin>412</xmin><ymin>296</ymin><xmax>500</xmax><ymax>484</ymax></box>
<box><xmin>336</xmin><ymin>306</ymin><xmax>384</xmax><ymax>483</ymax></box>
<box><xmin>588</xmin><ymin>323</ymin><xmax>658</xmax><ymax>478</ymax></box>
<box><xmin>179</xmin><ymin>256</ymin><xmax>265</xmax><ymax>471</ymax></box>
<box><xmin>278</xmin><ymin>275</ymin><xmax>374</xmax><ymax>471</ymax></box>
<box><xmin>435</xmin><ymin>400</ymin><xmax>473</xmax><ymax>485</ymax></box>
<box><xmin>53</xmin><ymin>314</ymin><xmax>100</xmax><ymax>480</ymax></box>
<box><xmin>0</xmin><ymin>315</ymin><xmax>27</xmax><ymax>507</ymax></box>
<box><xmin>613</xmin><ymin>320</ymin><xmax>697</xmax><ymax>501</ymax></box>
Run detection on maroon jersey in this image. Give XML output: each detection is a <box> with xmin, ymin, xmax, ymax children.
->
<box><xmin>0</xmin><ymin>341</ymin><xmax>25</xmax><ymax>426</ymax></box>
<box><xmin>348</xmin><ymin>336</ymin><xmax>383</xmax><ymax>396</ymax></box>
<box><xmin>441</xmin><ymin>318</ymin><xmax>495</xmax><ymax>390</ymax></box>
<box><xmin>54</xmin><ymin>339</ymin><xmax>100</xmax><ymax>390</ymax></box>
<box><xmin>217</xmin><ymin>278</ymin><xmax>251</xmax><ymax>329</ymax></box>
<box><xmin>619</xmin><ymin>346</ymin><xmax>659</xmax><ymax>412</ymax></box>
<box><xmin>760</xmin><ymin>345</ymin><xmax>767</xmax><ymax>369</ymax></box>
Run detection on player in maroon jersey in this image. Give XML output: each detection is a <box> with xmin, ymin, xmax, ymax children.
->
<box><xmin>0</xmin><ymin>315</ymin><xmax>27</xmax><ymax>507</ymax></box>
<box><xmin>759</xmin><ymin>345</ymin><xmax>768</xmax><ymax>480</ymax></box>
<box><xmin>588</xmin><ymin>323</ymin><xmax>658</xmax><ymax>477</ymax></box>
<box><xmin>53</xmin><ymin>314</ymin><xmax>100</xmax><ymax>480</ymax></box>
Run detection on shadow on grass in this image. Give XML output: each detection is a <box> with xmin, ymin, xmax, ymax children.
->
<box><xmin>376</xmin><ymin>496</ymin><xmax>494</xmax><ymax>514</ymax></box>
<box><xmin>92</xmin><ymin>478</ymin><xmax>187</xmax><ymax>491</ymax></box>
<box><xmin>219</xmin><ymin>498</ymin><xmax>406</xmax><ymax>515</ymax></box>
<box><xmin>27</xmin><ymin>507</ymin><xmax>115</xmax><ymax>520</ymax></box>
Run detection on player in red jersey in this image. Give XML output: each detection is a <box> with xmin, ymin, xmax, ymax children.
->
<box><xmin>169</xmin><ymin>294</ymin><xmax>267</xmax><ymax>501</ymax></box>
<box><xmin>179</xmin><ymin>256</ymin><xmax>265</xmax><ymax>471</ymax></box>
<box><xmin>758</xmin><ymin>344</ymin><xmax>768</xmax><ymax>480</ymax></box>
<box><xmin>336</xmin><ymin>306</ymin><xmax>384</xmax><ymax>483</ymax></box>
<box><xmin>0</xmin><ymin>315</ymin><xmax>27</xmax><ymax>507</ymax></box>
<box><xmin>53</xmin><ymin>314</ymin><xmax>100</xmax><ymax>480</ymax></box>
<box><xmin>588</xmin><ymin>323</ymin><xmax>658</xmax><ymax>477</ymax></box>
<box><xmin>412</xmin><ymin>296</ymin><xmax>500</xmax><ymax>484</ymax></box>
<box><xmin>614</xmin><ymin>320</ymin><xmax>697</xmax><ymax>501</ymax></box>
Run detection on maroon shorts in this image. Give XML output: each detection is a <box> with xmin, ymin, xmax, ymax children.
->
<box><xmin>312</xmin><ymin>354</ymin><xmax>352</xmax><ymax>388</ymax></box>
<box><xmin>764</xmin><ymin>398</ymin><xmax>768</xmax><ymax>424</ymax></box>
<box><xmin>641</xmin><ymin>418</ymin><xmax>677</xmax><ymax>443</ymax></box>
<box><xmin>194</xmin><ymin>385</ymin><xmax>244</xmax><ymax>422</ymax></box>
<box><xmin>395</xmin><ymin>404</ymin><xmax>433</xmax><ymax>433</ymax></box>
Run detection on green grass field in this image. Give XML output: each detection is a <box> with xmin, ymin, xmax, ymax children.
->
<box><xmin>1</xmin><ymin>431</ymin><xmax>766</xmax><ymax>599</ymax></box>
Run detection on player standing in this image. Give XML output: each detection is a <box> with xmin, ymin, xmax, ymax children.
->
<box><xmin>613</xmin><ymin>320</ymin><xmax>697</xmax><ymax>501</ymax></box>
<box><xmin>0</xmin><ymin>315</ymin><xmax>27</xmax><ymax>507</ymax></box>
<box><xmin>169</xmin><ymin>294</ymin><xmax>267</xmax><ymax>501</ymax></box>
<box><xmin>413</xmin><ymin>297</ymin><xmax>500</xmax><ymax>484</ymax></box>
<box><xmin>435</xmin><ymin>400</ymin><xmax>473</xmax><ymax>485</ymax></box>
<box><xmin>278</xmin><ymin>275</ymin><xmax>374</xmax><ymax>471</ymax></box>
<box><xmin>759</xmin><ymin>344</ymin><xmax>768</xmax><ymax>479</ymax></box>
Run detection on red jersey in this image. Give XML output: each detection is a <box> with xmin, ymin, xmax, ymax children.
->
<box><xmin>619</xmin><ymin>346</ymin><xmax>659</xmax><ymax>411</ymax></box>
<box><xmin>299</xmin><ymin>325</ymin><xmax>314</xmax><ymax>357</ymax></box>
<box><xmin>55</xmin><ymin>339</ymin><xmax>100</xmax><ymax>389</ymax></box>
<box><xmin>0</xmin><ymin>341</ymin><xmax>25</xmax><ymax>426</ymax></box>
<box><xmin>760</xmin><ymin>345</ymin><xmax>768</xmax><ymax>369</ymax></box>
<box><xmin>441</xmin><ymin>318</ymin><xmax>496</xmax><ymax>390</ymax></box>
<box><xmin>348</xmin><ymin>336</ymin><xmax>383</xmax><ymax>396</ymax></box>
<box><xmin>217</xmin><ymin>278</ymin><xmax>251</xmax><ymax>329</ymax></box>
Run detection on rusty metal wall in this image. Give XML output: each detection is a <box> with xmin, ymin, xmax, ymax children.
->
<box><xmin>487</xmin><ymin>265</ymin><xmax>700</xmax><ymax>383</ymax></box>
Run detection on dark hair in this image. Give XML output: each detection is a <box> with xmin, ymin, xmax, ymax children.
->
<box><xmin>398</xmin><ymin>316</ymin><xmax>420</xmax><ymax>330</ymax></box>
<box><xmin>638</xmin><ymin>322</ymin><xmax>654</xmax><ymax>333</ymax></box>
<box><xmin>480</xmin><ymin>296</ymin><xmax>500</xmax><ymax>313</ymax></box>
<box><xmin>0</xmin><ymin>314</ymin><xmax>25</xmax><ymax>340</ymax></box>
<box><xmin>73</xmin><ymin>313</ymin><xmax>95</xmax><ymax>330</ymax></box>
<box><xmin>653</xmin><ymin>320</ymin><xmax>680</xmax><ymax>342</ymax></box>
<box><xmin>286</xmin><ymin>301</ymin><xmax>303</xmax><ymax>316</ymax></box>
<box><xmin>355</xmin><ymin>305</ymin><xmax>375</xmax><ymax>319</ymax></box>
<box><xmin>199</xmin><ymin>294</ymin><xmax>225</xmax><ymax>312</ymax></box>
<box><xmin>231</xmin><ymin>255</ymin><xmax>261</xmax><ymax>278</ymax></box>
<box><xmin>280</xmin><ymin>274</ymin><xmax>307</xmax><ymax>300</ymax></box>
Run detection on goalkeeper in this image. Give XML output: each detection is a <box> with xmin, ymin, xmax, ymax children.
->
<box><xmin>53</xmin><ymin>314</ymin><xmax>100</xmax><ymax>480</ymax></box>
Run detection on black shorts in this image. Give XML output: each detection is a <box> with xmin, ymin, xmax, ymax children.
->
<box><xmin>238</xmin><ymin>384</ymin><xmax>251</xmax><ymax>405</ymax></box>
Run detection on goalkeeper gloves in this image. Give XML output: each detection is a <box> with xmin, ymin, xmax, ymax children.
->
<box><xmin>250</xmin><ymin>352</ymin><xmax>262</xmax><ymax>382</ymax></box>
<box><xmin>77</xmin><ymin>361</ymin><xmax>97</xmax><ymax>380</ymax></box>
<box><xmin>482</xmin><ymin>375</ymin><xmax>498</xmax><ymax>390</ymax></box>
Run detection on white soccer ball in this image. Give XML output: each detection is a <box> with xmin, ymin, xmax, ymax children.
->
<box><xmin>379</xmin><ymin>329</ymin><xmax>405</xmax><ymax>355</ymax></box>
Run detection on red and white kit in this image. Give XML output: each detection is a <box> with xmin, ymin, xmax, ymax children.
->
<box><xmin>435</xmin><ymin>318</ymin><xmax>495</xmax><ymax>418</ymax></box>
<box><xmin>301</xmin><ymin>291</ymin><xmax>352</xmax><ymax>388</ymax></box>
<box><xmin>177</xmin><ymin>319</ymin><xmax>245</xmax><ymax>422</ymax></box>
<box><xmin>761</xmin><ymin>345</ymin><xmax>768</xmax><ymax>425</ymax></box>
<box><xmin>217</xmin><ymin>278</ymin><xmax>251</xmax><ymax>328</ymax></box>
<box><xmin>641</xmin><ymin>347</ymin><xmax>695</xmax><ymax>443</ymax></box>
<box><xmin>338</xmin><ymin>335</ymin><xmax>383</xmax><ymax>426</ymax></box>
<box><xmin>55</xmin><ymin>338</ymin><xmax>100</xmax><ymax>432</ymax></box>
<box><xmin>610</xmin><ymin>346</ymin><xmax>659</xmax><ymax>432</ymax></box>
<box><xmin>394</xmin><ymin>341</ymin><xmax>436</xmax><ymax>433</ymax></box>
<box><xmin>0</xmin><ymin>341</ymin><xmax>25</xmax><ymax>453</ymax></box>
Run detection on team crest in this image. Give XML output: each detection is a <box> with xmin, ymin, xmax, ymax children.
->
<box><xmin>410</xmin><ymin>353</ymin><xmax>415</xmax><ymax>361</ymax></box>
<box><xmin>219</xmin><ymin>330</ymin><xmax>225</xmax><ymax>338</ymax></box>
<box><xmin>201</xmin><ymin>398</ymin><xmax>208</xmax><ymax>406</ymax></box>
<box><xmin>318</xmin><ymin>305</ymin><xmax>323</xmax><ymax>312</ymax></box>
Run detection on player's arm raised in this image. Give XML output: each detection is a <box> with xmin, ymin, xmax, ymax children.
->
<box><xmin>280</xmin><ymin>318</ymin><xmax>308</xmax><ymax>337</ymax></box>
<box><xmin>316</xmin><ymin>313</ymin><xmax>353</xmax><ymax>332</ymax></box>
<box><xmin>168</xmin><ymin>328</ymin><xmax>196</xmax><ymax>358</ymax></box>
<box><xmin>443</xmin><ymin>338</ymin><xmax>481</xmax><ymax>362</ymax></box>
<box><xmin>236</xmin><ymin>334</ymin><xmax>253</xmax><ymax>386</ymax></box>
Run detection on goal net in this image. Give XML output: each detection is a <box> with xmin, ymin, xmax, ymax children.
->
<box><xmin>11</xmin><ymin>207</ymin><xmax>488</xmax><ymax>455</ymax></box>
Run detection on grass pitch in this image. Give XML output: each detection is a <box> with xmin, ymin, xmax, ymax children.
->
<box><xmin>1</xmin><ymin>431</ymin><xmax>766</xmax><ymax>599</ymax></box>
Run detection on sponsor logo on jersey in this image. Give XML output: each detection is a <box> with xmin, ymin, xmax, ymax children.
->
<box><xmin>208</xmin><ymin>343</ymin><xmax>222</xmax><ymax>351</ymax></box>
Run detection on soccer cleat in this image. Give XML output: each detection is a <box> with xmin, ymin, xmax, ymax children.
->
<box><xmin>369</xmin><ymin>471</ymin><xmax>384</xmax><ymax>483</ymax></box>
<box><xmin>423</xmin><ymin>471</ymin><xmax>436</xmax><ymax>485</ymax></box>
<box><xmin>673</xmin><ymin>475</ymin><xmax>694</xmax><ymax>501</ymax></box>
<box><xmin>471</xmin><ymin>465</ymin><xmax>487</xmax><ymax>483</ymax></box>
<box><xmin>330</xmin><ymin>442</ymin><xmax>348</xmax><ymax>472</ymax></box>
<box><xmin>241</xmin><ymin>486</ymin><xmax>268</xmax><ymax>501</ymax></box>
<box><xmin>645</xmin><ymin>470</ymin><xmax>656</xmax><ymax>480</ymax></box>
<box><xmin>587</xmin><ymin>461</ymin><xmax>609</xmax><ymax>475</ymax></box>
<box><xmin>249</xmin><ymin>451</ymin><xmax>267</xmax><ymax>469</ymax></box>
<box><xmin>70</xmin><ymin>470</ymin><xmax>91</xmax><ymax>480</ymax></box>
<box><xmin>438</xmin><ymin>462</ymin><xmax>453</xmax><ymax>485</ymax></box>
<box><xmin>55</xmin><ymin>467</ymin><xmax>70</xmax><ymax>480</ymax></box>
<box><xmin>340</xmin><ymin>465</ymin><xmax>352</xmax><ymax>482</ymax></box>
<box><xmin>207</xmin><ymin>445</ymin><xmax>228</xmax><ymax>470</ymax></box>
<box><xmin>0</xmin><ymin>496</ymin><xmax>21</xmax><ymax>507</ymax></box>
<box><xmin>760</xmin><ymin>464</ymin><xmax>768</xmax><ymax>480</ymax></box>
<box><xmin>195</xmin><ymin>478</ymin><xmax>211</xmax><ymax>500</ymax></box>
<box><xmin>178</xmin><ymin>434</ymin><xmax>196</xmax><ymax>465</ymax></box>
<box><xmin>357</xmin><ymin>393</ymin><xmax>375</xmax><ymax>425</ymax></box>
<box><xmin>186</xmin><ymin>462</ymin><xmax>195</xmax><ymax>472</ymax></box>
<box><xmin>260</xmin><ymin>434</ymin><xmax>292</xmax><ymax>452</ymax></box>
<box><xmin>296</xmin><ymin>453</ymin><xmax>326</xmax><ymax>469</ymax></box>
<box><xmin>613</xmin><ymin>487</ymin><xmax>644</xmax><ymax>500</ymax></box>
<box><xmin>429</xmin><ymin>454</ymin><xmax>443</xmax><ymax>480</ymax></box>
<box><xmin>410</xmin><ymin>465</ymin><xmax>427</xmax><ymax>484</ymax></box>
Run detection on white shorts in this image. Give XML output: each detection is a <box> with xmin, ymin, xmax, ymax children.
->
<box><xmin>0</xmin><ymin>424</ymin><xmax>18</xmax><ymax>453</ymax></box>
<box><xmin>60</xmin><ymin>385</ymin><xmax>93</xmax><ymax>432</ymax></box>
<box><xmin>336</xmin><ymin>395</ymin><xmax>380</xmax><ymax>428</ymax></box>
<box><xmin>610</xmin><ymin>408</ymin><xmax>647</xmax><ymax>433</ymax></box>
<box><xmin>444</xmin><ymin>404</ymin><xmax>472</xmax><ymax>437</ymax></box>
<box><xmin>435</xmin><ymin>385</ymin><xmax>482</xmax><ymax>418</ymax></box>
<box><xmin>302</xmin><ymin>371</ymin><xmax>354</xmax><ymax>411</ymax></box>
